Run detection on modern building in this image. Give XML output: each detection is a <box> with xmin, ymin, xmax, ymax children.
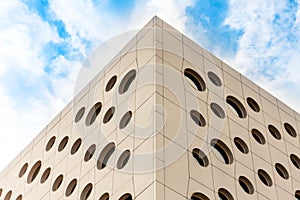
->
<box><xmin>1</xmin><ymin>16</ymin><xmax>300</xmax><ymax>200</ymax></box>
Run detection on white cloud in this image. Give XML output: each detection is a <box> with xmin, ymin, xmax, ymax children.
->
<box><xmin>130</xmin><ymin>0</ymin><xmax>194</xmax><ymax>32</ymax></box>
<box><xmin>0</xmin><ymin>86</ymin><xmax>25</xmax><ymax>169</ymax></box>
<box><xmin>224</xmin><ymin>1</ymin><xmax>285</xmax><ymax>72</ymax></box>
<box><xmin>0</xmin><ymin>1</ymin><xmax>59</xmax><ymax>76</ymax></box>
<box><xmin>296</xmin><ymin>0</ymin><xmax>300</xmax><ymax>25</ymax></box>
<box><xmin>0</xmin><ymin>83</ymin><xmax>64</xmax><ymax>170</ymax></box>
<box><xmin>48</xmin><ymin>55</ymin><xmax>81</xmax><ymax>101</ymax></box>
<box><xmin>222</xmin><ymin>0</ymin><xmax>300</xmax><ymax>112</ymax></box>
<box><xmin>50</xmin><ymin>0</ymin><xmax>132</xmax><ymax>52</ymax></box>
<box><xmin>0</xmin><ymin>0</ymin><xmax>79</xmax><ymax>170</ymax></box>
<box><xmin>50</xmin><ymin>0</ymin><xmax>102</xmax><ymax>41</ymax></box>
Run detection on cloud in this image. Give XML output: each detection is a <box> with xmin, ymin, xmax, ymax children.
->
<box><xmin>184</xmin><ymin>0</ymin><xmax>244</xmax><ymax>58</ymax></box>
<box><xmin>50</xmin><ymin>0</ymin><xmax>103</xmax><ymax>42</ymax></box>
<box><xmin>222</xmin><ymin>0</ymin><xmax>300</xmax><ymax>112</ymax></box>
<box><xmin>50</xmin><ymin>0</ymin><xmax>137</xmax><ymax>48</ymax></box>
<box><xmin>0</xmin><ymin>1</ymin><xmax>59</xmax><ymax>75</ymax></box>
<box><xmin>48</xmin><ymin>55</ymin><xmax>82</xmax><ymax>100</ymax></box>
<box><xmin>0</xmin><ymin>0</ymin><xmax>78</xmax><ymax>170</ymax></box>
<box><xmin>131</xmin><ymin>0</ymin><xmax>194</xmax><ymax>31</ymax></box>
<box><xmin>293</xmin><ymin>0</ymin><xmax>300</xmax><ymax>24</ymax></box>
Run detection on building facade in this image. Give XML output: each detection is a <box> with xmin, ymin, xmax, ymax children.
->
<box><xmin>0</xmin><ymin>16</ymin><xmax>300</xmax><ymax>200</ymax></box>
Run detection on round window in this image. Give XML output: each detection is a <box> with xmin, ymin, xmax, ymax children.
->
<box><xmin>184</xmin><ymin>68</ymin><xmax>206</xmax><ymax>91</ymax></box>
<box><xmin>119</xmin><ymin>69</ymin><xmax>136</xmax><ymax>94</ymax></box>
<box><xmin>210</xmin><ymin>139</ymin><xmax>233</xmax><ymax>165</ymax></box>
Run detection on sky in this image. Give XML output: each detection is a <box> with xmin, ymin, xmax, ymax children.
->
<box><xmin>0</xmin><ymin>0</ymin><xmax>300</xmax><ymax>171</ymax></box>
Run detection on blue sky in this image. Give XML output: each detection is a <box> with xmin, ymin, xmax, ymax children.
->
<box><xmin>0</xmin><ymin>0</ymin><xmax>300</xmax><ymax>170</ymax></box>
